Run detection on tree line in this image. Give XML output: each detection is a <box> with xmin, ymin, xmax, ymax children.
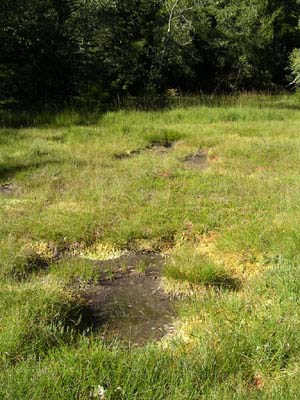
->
<box><xmin>1</xmin><ymin>0</ymin><xmax>300</xmax><ymax>109</ymax></box>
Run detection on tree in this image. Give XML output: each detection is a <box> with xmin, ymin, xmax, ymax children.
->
<box><xmin>1</xmin><ymin>0</ymin><xmax>300</xmax><ymax>108</ymax></box>
<box><xmin>0</xmin><ymin>0</ymin><xmax>83</xmax><ymax>106</ymax></box>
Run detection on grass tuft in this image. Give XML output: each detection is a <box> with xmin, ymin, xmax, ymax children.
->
<box><xmin>164</xmin><ymin>245</ymin><xmax>239</xmax><ymax>289</ymax></box>
<box><xmin>144</xmin><ymin>128</ymin><xmax>183</xmax><ymax>147</ymax></box>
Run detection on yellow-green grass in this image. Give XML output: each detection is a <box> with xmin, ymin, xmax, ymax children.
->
<box><xmin>2</xmin><ymin>94</ymin><xmax>300</xmax><ymax>398</ymax></box>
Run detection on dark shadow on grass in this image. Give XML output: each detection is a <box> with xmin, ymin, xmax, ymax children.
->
<box><xmin>207</xmin><ymin>275</ymin><xmax>241</xmax><ymax>291</ymax></box>
<box><xmin>12</xmin><ymin>256</ymin><xmax>52</xmax><ymax>282</ymax></box>
<box><xmin>0</xmin><ymin>128</ymin><xmax>22</xmax><ymax>139</ymax></box>
<box><xmin>171</xmin><ymin>273</ymin><xmax>241</xmax><ymax>292</ymax></box>
<box><xmin>2</xmin><ymin>94</ymin><xmax>298</xmax><ymax>129</ymax></box>
<box><xmin>0</xmin><ymin>160</ymin><xmax>65</xmax><ymax>181</ymax></box>
<box><xmin>0</xmin><ymin>158</ymin><xmax>88</xmax><ymax>181</ymax></box>
<box><xmin>59</xmin><ymin>297</ymin><xmax>94</xmax><ymax>333</ymax></box>
<box><xmin>0</xmin><ymin>108</ymin><xmax>105</xmax><ymax>128</ymax></box>
<box><xmin>11</xmin><ymin>250</ymin><xmax>63</xmax><ymax>282</ymax></box>
<box><xmin>266</xmin><ymin>102</ymin><xmax>300</xmax><ymax>111</ymax></box>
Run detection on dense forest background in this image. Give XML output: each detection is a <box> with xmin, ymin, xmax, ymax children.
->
<box><xmin>1</xmin><ymin>0</ymin><xmax>300</xmax><ymax>109</ymax></box>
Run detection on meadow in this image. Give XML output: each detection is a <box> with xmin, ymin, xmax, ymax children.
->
<box><xmin>2</xmin><ymin>94</ymin><xmax>300</xmax><ymax>399</ymax></box>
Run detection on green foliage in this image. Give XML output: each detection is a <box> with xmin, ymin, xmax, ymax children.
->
<box><xmin>289</xmin><ymin>48</ymin><xmax>300</xmax><ymax>86</ymax></box>
<box><xmin>1</xmin><ymin>0</ymin><xmax>300</xmax><ymax>108</ymax></box>
<box><xmin>0</xmin><ymin>0</ymin><xmax>81</xmax><ymax>105</ymax></box>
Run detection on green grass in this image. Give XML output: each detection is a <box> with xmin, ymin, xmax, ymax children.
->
<box><xmin>2</xmin><ymin>93</ymin><xmax>300</xmax><ymax>398</ymax></box>
<box><xmin>164</xmin><ymin>245</ymin><xmax>238</xmax><ymax>288</ymax></box>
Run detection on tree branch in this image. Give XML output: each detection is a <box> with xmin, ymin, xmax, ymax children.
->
<box><xmin>168</xmin><ymin>0</ymin><xmax>180</xmax><ymax>34</ymax></box>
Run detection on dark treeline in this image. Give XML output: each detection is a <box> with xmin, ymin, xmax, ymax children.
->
<box><xmin>1</xmin><ymin>0</ymin><xmax>300</xmax><ymax>109</ymax></box>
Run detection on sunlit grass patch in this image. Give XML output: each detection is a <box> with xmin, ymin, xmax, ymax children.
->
<box><xmin>50</xmin><ymin>258</ymin><xmax>98</xmax><ymax>285</ymax></box>
<box><xmin>47</xmin><ymin>201</ymin><xmax>85</xmax><ymax>213</ymax></box>
<box><xmin>161</xmin><ymin>276</ymin><xmax>206</xmax><ymax>298</ymax></box>
<box><xmin>164</xmin><ymin>245</ymin><xmax>239</xmax><ymax>289</ymax></box>
<box><xmin>144</xmin><ymin>128</ymin><xmax>184</xmax><ymax>147</ymax></box>
<box><xmin>194</xmin><ymin>233</ymin><xmax>266</xmax><ymax>279</ymax></box>
<box><xmin>79</xmin><ymin>242</ymin><xmax>124</xmax><ymax>261</ymax></box>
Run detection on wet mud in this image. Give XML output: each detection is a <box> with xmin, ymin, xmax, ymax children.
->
<box><xmin>113</xmin><ymin>141</ymin><xmax>175</xmax><ymax>160</ymax></box>
<box><xmin>183</xmin><ymin>151</ymin><xmax>209</xmax><ymax>169</ymax></box>
<box><xmin>83</xmin><ymin>253</ymin><xmax>177</xmax><ymax>345</ymax></box>
<box><xmin>0</xmin><ymin>183</ymin><xmax>18</xmax><ymax>195</ymax></box>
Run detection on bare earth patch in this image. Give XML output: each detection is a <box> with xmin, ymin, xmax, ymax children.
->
<box><xmin>83</xmin><ymin>253</ymin><xmax>177</xmax><ymax>345</ymax></box>
<box><xmin>113</xmin><ymin>141</ymin><xmax>175</xmax><ymax>160</ymax></box>
<box><xmin>183</xmin><ymin>150</ymin><xmax>209</xmax><ymax>170</ymax></box>
<box><xmin>0</xmin><ymin>183</ymin><xmax>18</xmax><ymax>195</ymax></box>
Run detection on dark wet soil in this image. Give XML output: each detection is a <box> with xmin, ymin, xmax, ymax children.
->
<box><xmin>113</xmin><ymin>141</ymin><xmax>175</xmax><ymax>160</ymax></box>
<box><xmin>184</xmin><ymin>151</ymin><xmax>208</xmax><ymax>169</ymax></box>
<box><xmin>114</xmin><ymin>148</ymin><xmax>142</xmax><ymax>159</ymax></box>
<box><xmin>151</xmin><ymin>144</ymin><xmax>173</xmax><ymax>155</ymax></box>
<box><xmin>0</xmin><ymin>183</ymin><xmax>18</xmax><ymax>195</ymax></box>
<box><xmin>83</xmin><ymin>253</ymin><xmax>176</xmax><ymax>345</ymax></box>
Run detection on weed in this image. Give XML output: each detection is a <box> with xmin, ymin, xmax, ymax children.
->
<box><xmin>136</xmin><ymin>259</ymin><xmax>147</xmax><ymax>274</ymax></box>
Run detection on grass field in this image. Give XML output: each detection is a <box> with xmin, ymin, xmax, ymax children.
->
<box><xmin>2</xmin><ymin>94</ymin><xmax>300</xmax><ymax>399</ymax></box>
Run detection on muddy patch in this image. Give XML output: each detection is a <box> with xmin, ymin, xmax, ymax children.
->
<box><xmin>183</xmin><ymin>151</ymin><xmax>208</xmax><ymax>170</ymax></box>
<box><xmin>113</xmin><ymin>141</ymin><xmax>175</xmax><ymax>160</ymax></box>
<box><xmin>83</xmin><ymin>253</ymin><xmax>176</xmax><ymax>345</ymax></box>
<box><xmin>150</xmin><ymin>143</ymin><xmax>174</xmax><ymax>155</ymax></box>
<box><xmin>0</xmin><ymin>183</ymin><xmax>19</xmax><ymax>195</ymax></box>
<box><xmin>113</xmin><ymin>148</ymin><xmax>142</xmax><ymax>159</ymax></box>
